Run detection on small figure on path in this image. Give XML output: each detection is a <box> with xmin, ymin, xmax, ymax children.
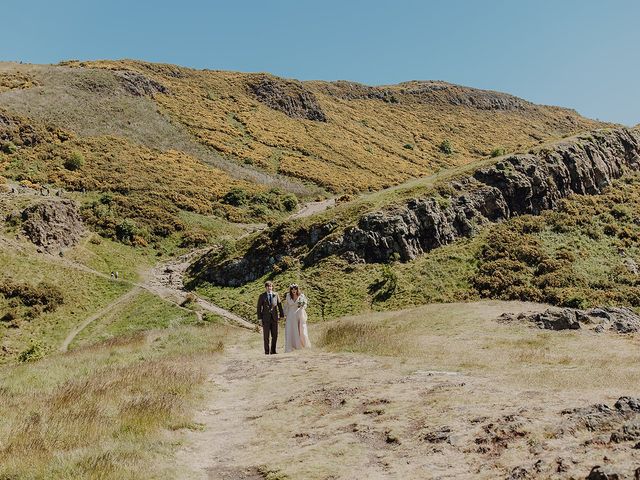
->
<box><xmin>114</xmin><ymin>271</ymin><xmax>119</xmax><ymax>280</ymax></box>
<box><xmin>256</xmin><ymin>281</ymin><xmax>284</xmax><ymax>355</ymax></box>
<box><xmin>110</xmin><ymin>271</ymin><xmax>115</xmax><ymax>280</ymax></box>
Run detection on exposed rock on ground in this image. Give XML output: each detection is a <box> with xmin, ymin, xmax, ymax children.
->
<box><xmin>247</xmin><ymin>75</ymin><xmax>327</xmax><ymax>122</ymax></box>
<box><xmin>497</xmin><ymin>306</ymin><xmax>640</xmax><ymax>333</ymax></box>
<box><xmin>21</xmin><ymin>199</ymin><xmax>84</xmax><ymax>252</ymax></box>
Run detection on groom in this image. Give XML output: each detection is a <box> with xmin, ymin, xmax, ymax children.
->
<box><xmin>256</xmin><ymin>281</ymin><xmax>285</xmax><ymax>355</ymax></box>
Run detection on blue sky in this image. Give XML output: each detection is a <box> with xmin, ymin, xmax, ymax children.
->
<box><xmin>1</xmin><ymin>0</ymin><xmax>638</xmax><ymax>125</ymax></box>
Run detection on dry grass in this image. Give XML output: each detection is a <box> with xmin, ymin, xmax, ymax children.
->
<box><xmin>0</xmin><ymin>325</ymin><xmax>229</xmax><ymax>479</ymax></box>
<box><xmin>54</xmin><ymin>59</ymin><xmax>607</xmax><ymax>193</ymax></box>
<box><xmin>317</xmin><ymin>301</ymin><xmax>640</xmax><ymax>396</ymax></box>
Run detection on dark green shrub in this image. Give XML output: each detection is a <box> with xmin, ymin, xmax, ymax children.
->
<box><xmin>0</xmin><ymin>141</ymin><xmax>17</xmax><ymax>154</ymax></box>
<box><xmin>64</xmin><ymin>151</ymin><xmax>84</xmax><ymax>171</ymax></box>
<box><xmin>18</xmin><ymin>341</ymin><xmax>46</xmax><ymax>363</ymax></box>
<box><xmin>439</xmin><ymin>139</ymin><xmax>453</xmax><ymax>155</ymax></box>
<box><xmin>115</xmin><ymin>218</ymin><xmax>138</xmax><ymax>242</ymax></box>
<box><xmin>223</xmin><ymin>188</ymin><xmax>248</xmax><ymax>206</ymax></box>
<box><xmin>282</xmin><ymin>194</ymin><xmax>298</xmax><ymax>212</ymax></box>
<box><xmin>490</xmin><ymin>147</ymin><xmax>506</xmax><ymax>158</ymax></box>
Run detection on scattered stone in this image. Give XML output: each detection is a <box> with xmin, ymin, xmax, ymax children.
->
<box><xmin>586</xmin><ymin>466</ymin><xmax>622</xmax><ymax>480</ymax></box>
<box><xmin>624</xmin><ymin>257</ymin><xmax>639</xmax><ymax>275</ymax></box>
<box><xmin>384</xmin><ymin>430</ymin><xmax>400</xmax><ymax>444</ymax></box>
<box><xmin>422</xmin><ymin>426</ymin><xmax>452</xmax><ymax>444</ymax></box>
<box><xmin>610</xmin><ymin>420</ymin><xmax>640</xmax><ymax>443</ymax></box>
<box><xmin>499</xmin><ymin>307</ymin><xmax>640</xmax><ymax>334</ymax></box>
<box><xmin>498</xmin><ymin>309</ymin><xmax>580</xmax><ymax>330</ymax></box>
<box><xmin>593</xmin><ymin>307</ymin><xmax>640</xmax><ymax>333</ymax></box>
<box><xmin>614</xmin><ymin>397</ymin><xmax>640</xmax><ymax>414</ymax></box>
<box><xmin>508</xmin><ymin>466</ymin><xmax>530</xmax><ymax>479</ymax></box>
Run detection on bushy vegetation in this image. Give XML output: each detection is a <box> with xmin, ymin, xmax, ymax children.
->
<box><xmin>490</xmin><ymin>147</ymin><xmax>506</xmax><ymax>157</ymax></box>
<box><xmin>439</xmin><ymin>139</ymin><xmax>453</xmax><ymax>155</ymax></box>
<box><xmin>221</xmin><ymin>187</ymin><xmax>298</xmax><ymax>215</ymax></box>
<box><xmin>63</xmin><ymin>150</ymin><xmax>84</xmax><ymax>170</ymax></box>
<box><xmin>56</xmin><ymin>59</ymin><xmax>603</xmax><ymax>193</ymax></box>
<box><xmin>0</xmin><ymin>279</ymin><xmax>64</xmax><ymax>321</ymax></box>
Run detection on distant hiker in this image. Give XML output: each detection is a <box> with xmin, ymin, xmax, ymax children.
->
<box><xmin>256</xmin><ymin>281</ymin><xmax>284</xmax><ymax>355</ymax></box>
<box><xmin>114</xmin><ymin>271</ymin><xmax>119</xmax><ymax>280</ymax></box>
<box><xmin>110</xmin><ymin>271</ymin><xmax>115</xmax><ymax>280</ymax></box>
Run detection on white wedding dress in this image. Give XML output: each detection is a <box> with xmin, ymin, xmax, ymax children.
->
<box><xmin>284</xmin><ymin>293</ymin><xmax>311</xmax><ymax>352</ymax></box>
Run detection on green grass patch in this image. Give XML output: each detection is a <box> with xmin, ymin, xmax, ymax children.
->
<box><xmin>71</xmin><ymin>290</ymin><xmax>199</xmax><ymax>349</ymax></box>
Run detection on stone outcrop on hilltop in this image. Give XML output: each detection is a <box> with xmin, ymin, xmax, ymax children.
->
<box><xmin>200</xmin><ymin>128</ymin><xmax>640</xmax><ymax>287</ymax></box>
<box><xmin>247</xmin><ymin>75</ymin><xmax>327</xmax><ymax>122</ymax></box>
<box><xmin>114</xmin><ymin>70</ymin><xmax>168</xmax><ymax>97</ymax></box>
<box><xmin>317</xmin><ymin>80</ymin><xmax>532</xmax><ymax>111</ymax></box>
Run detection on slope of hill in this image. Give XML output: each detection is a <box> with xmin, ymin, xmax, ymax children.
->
<box><xmin>191</xmin><ymin>126</ymin><xmax>640</xmax><ymax>320</ymax></box>
<box><xmin>2</xmin><ymin>59</ymin><xmax>608</xmax><ymax>196</ymax></box>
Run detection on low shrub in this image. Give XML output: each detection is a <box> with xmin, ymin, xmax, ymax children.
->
<box><xmin>439</xmin><ymin>139</ymin><xmax>453</xmax><ymax>155</ymax></box>
<box><xmin>64</xmin><ymin>151</ymin><xmax>84</xmax><ymax>171</ymax></box>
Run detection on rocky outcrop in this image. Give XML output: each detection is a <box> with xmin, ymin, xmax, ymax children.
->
<box><xmin>311</xmin><ymin>128</ymin><xmax>640</xmax><ymax>264</ymax></box>
<box><xmin>498</xmin><ymin>307</ymin><xmax>640</xmax><ymax>334</ymax></box>
<box><xmin>247</xmin><ymin>75</ymin><xmax>327</xmax><ymax>122</ymax></box>
<box><xmin>114</xmin><ymin>70</ymin><xmax>168</xmax><ymax>97</ymax></box>
<box><xmin>202</xmin><ymin>128</ymin><xmax>640</xmax><ymax>286</ymax></box>
<box><xmin>21</xmin><ymin>199</ymin><xmax>84</xmax><ymax>252</ymax></box>
<box><xmin>318</xmin><ymin>80</ymin><xmax>531</xmax><ymax>110</ymax></box>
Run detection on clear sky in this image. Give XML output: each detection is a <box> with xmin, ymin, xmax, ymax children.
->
<box><xmin>1</xmin><ymin>0</ymin><xmax>638</xmax><ymax>125</ymax></box>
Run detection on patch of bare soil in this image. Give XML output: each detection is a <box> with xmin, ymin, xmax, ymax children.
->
<box><xmin>173</xmin><ymin>327</ymin><xmax>640</xmax><ymax>479</ymax></box>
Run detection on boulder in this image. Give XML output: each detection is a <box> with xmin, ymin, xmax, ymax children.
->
<box><xmin>586</xmin><ymin>466</ymin><xmax>622</xmax><ymax>480</ymax></box>
<box><xmin>21</xmin><ymin>199</ymin><xmax>84</xmax><ymax>252</ymax></box>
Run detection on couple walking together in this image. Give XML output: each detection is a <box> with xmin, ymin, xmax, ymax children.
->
<box><xmin>257</xmin><ymin>281</ymin><xmax>311</xmax><ymax>355</ymax></box>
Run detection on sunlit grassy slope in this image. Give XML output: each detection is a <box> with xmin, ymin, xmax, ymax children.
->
<box><xmin>1</xmin><ymin>60</ymin><xmax>608</xmax><ymax>196</ymax></box>
<box><xmin>196</xmin><ymin>173</ymin><xmax>640</xmax><ymax>321</ymax></box>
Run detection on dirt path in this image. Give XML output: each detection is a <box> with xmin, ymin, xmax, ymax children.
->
<box><xmin>172</xmin><ymin>333</ymin><xmax>514</xmax><ymax>479</ymax></box>
<box><xmin>59</xmin><ymin>287</ymin><xmax>142</xmax><ymax>352</ymax></box>
<box><xmin>173</xmin><ymin>301</ymin><xmax>640</xmax><ymax>480</ymax></box>
<box><xmin>289</xmin><ymin>198</ymin><xmax>335</xmax><ymax>220</ymax></box>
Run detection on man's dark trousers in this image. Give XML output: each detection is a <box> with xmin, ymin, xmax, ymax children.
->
<box><xmin>262</xmin><ymin>317</ymin><xmax>278</xmax><ymax>354</ymax></box>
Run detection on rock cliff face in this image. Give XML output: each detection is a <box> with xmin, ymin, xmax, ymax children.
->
<box><xmin>200</xmin><ymin>128</ymin><xmax>640</xmax><ymax>287</ymax></box>
<box><xmin>247</xmin><ymin>75</ymin><xmax>327</xmax><ymax>122</ymax></box>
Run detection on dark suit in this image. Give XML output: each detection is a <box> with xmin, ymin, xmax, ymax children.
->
<box><xmin>257</xmin><ymin>291</ymin><xmax>284</xmax><ymax>354</ymax></box>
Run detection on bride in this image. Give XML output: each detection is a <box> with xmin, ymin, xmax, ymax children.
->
<box><xmin>284</xmin><ymin>283</ymin><xmax>311</xmax><ymax>352</ymax></box>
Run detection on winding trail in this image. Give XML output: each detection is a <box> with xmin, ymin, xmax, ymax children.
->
<box><xmin>57</xmin><ymin>248</ymin><xmax>254</xmax><ymax>352</ymax></box>
<box><xmin>10</xmin><ymin>194</ymin><xmax>334</xmax><ymax>351</ymax></box>
<box><xmin>59</xmin><ymin>287</ymin><xmax>142</xmax><ymax>352</ymax></box>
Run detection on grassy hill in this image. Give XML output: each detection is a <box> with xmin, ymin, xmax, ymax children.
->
<box><xmin>2</xmin><ymin>59</ymin><xmax>607</xmax><ymax>195</ymax></box>
<box><xmin>1</xmin><ymin>59</ymin><xmax>639</xmax><ymax>479</ymax></box>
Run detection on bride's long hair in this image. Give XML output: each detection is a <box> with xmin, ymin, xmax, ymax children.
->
<box><xmin>288</xmin><ymin>283</ymin><xmax>301</xmax><ymax>301</ymax></box>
